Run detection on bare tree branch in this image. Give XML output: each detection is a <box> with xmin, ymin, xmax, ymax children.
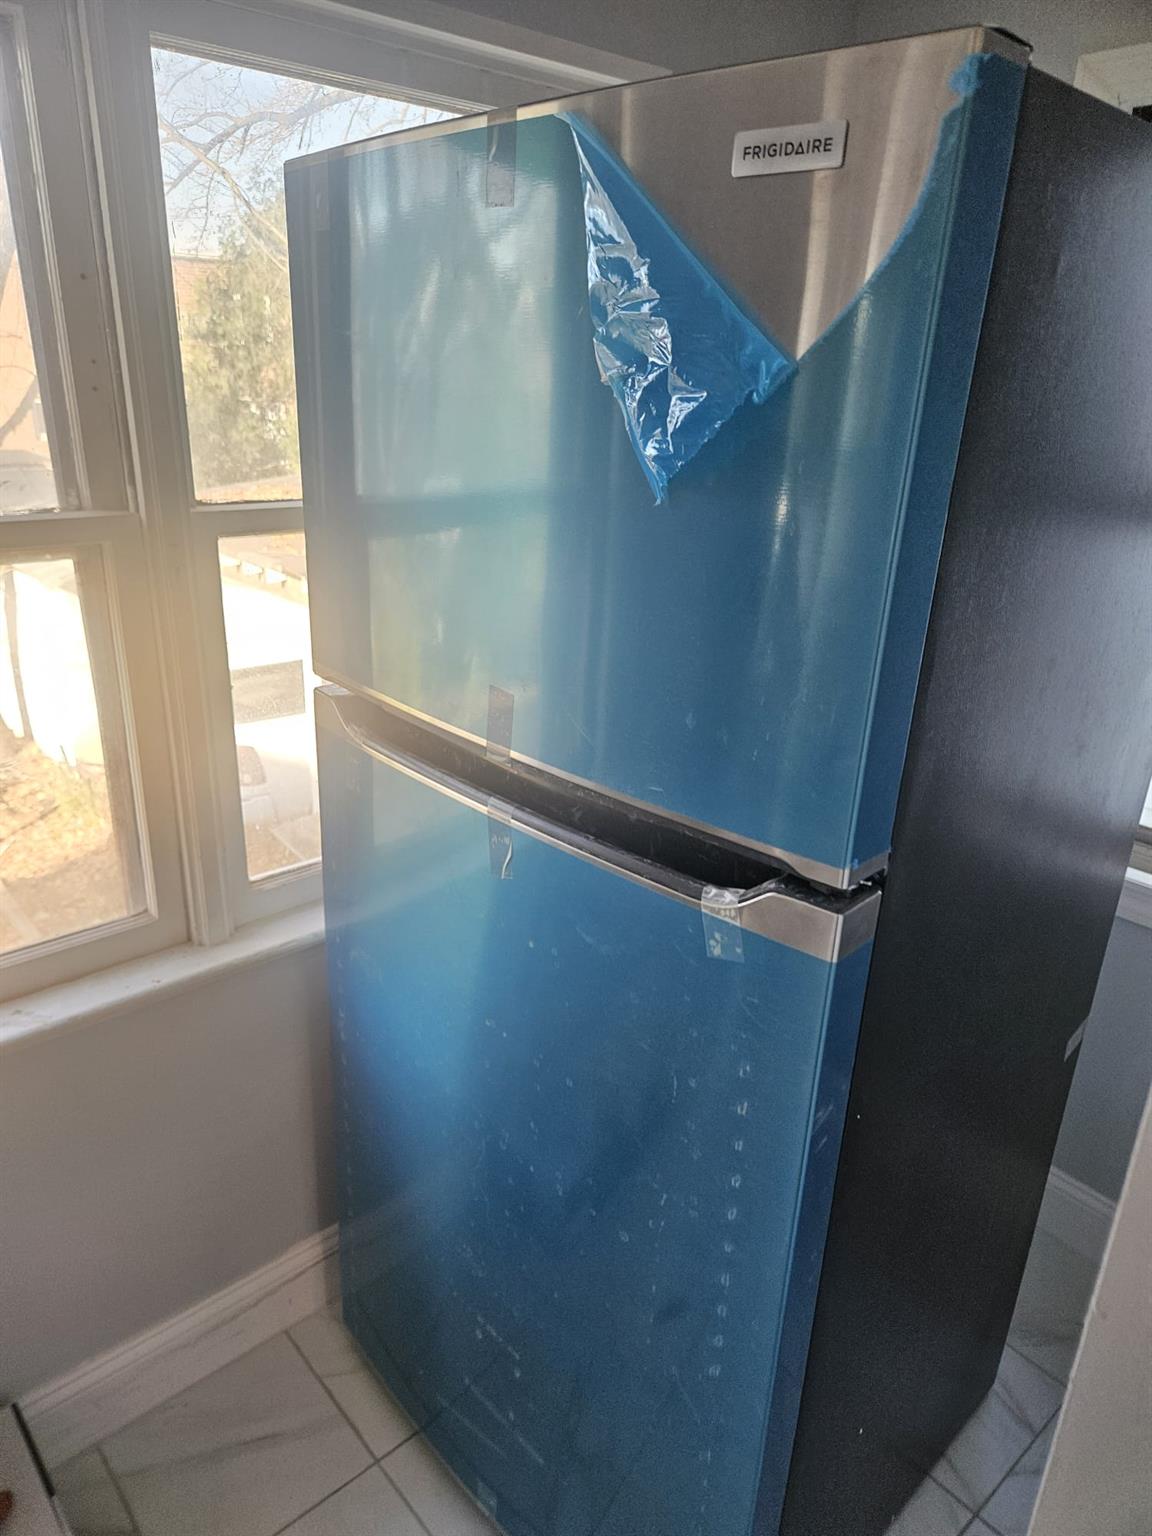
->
<box><xmin>0</xmin><ymin>377</ymin><xmax>37</xmax><ymax>444</ymax></box>
<box><xmin>156</xmin><ymin>116</ymin><xmax>290</xmax><ymax>267</ymax></box>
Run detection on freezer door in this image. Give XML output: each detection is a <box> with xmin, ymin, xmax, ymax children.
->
<box><xmin>318</xmin><ymin>694</ymin><xmax>874</xmax><ymax>1536</ymax></box>
<box><xmin>287</xmin><ymin>31</ymin><xmax>1025</xmax><ymax>888</ymax></box>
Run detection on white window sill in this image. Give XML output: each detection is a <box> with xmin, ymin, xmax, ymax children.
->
<box><xmin>0</xmin><ymin>904</ymin><xmax>325</xmax><ymax>1054</ymax></box>
<box><xmin>1117</xmin><ymin>866</ymin><xmax>1152</xmax><ymax>929</ymax></box>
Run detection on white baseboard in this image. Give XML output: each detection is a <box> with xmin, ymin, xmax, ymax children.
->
<box><xmin>1038</xmin><ymin>1167</ymin><xmax>1116</xmax><ymax>1268</ymax></box>
<box><xmin>21</xmin><ymin>1226</ymin><xmax>339</xmax><ymax>1470</ymax></box>
<box><xmin>0</xmin><ymin>1407</ymin><xmax>67</xmax><ymax>1534</ymax></box>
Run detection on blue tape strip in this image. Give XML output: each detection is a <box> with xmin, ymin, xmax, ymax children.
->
<box><xmin>559</xmin><ymin>111</ymin><xmax>795</xmax><ymax>503</ymax></box>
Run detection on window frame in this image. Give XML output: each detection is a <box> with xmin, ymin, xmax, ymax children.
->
<box><xmin>196</xmin><ymin>502</ymin><xmax>319</xmax><ymax>927</ymax></box>
<box><xmin>61</xmin><ymin>0</ymin><xmax>642</xmax><ymax>958</ymax></box>
<box><xmin>0</xmin><ymin>0</ymin><xmax>133</xmax><ymax>515</ymax></box>
<box><xmin>0</xmin><ymin>0</ymin><xmax>642</xmax><ymax>997</ymax></box>
<box><xmin>80</xmin><ymin>1</ymin><xmax>488</xmax><ymax>941</ymax></box>
<box><xmin>1132</xmin><ymin>825</ymin><xmax>1152</xmax><ymax>877</ymax></box>
<box><xmin>0</xmin><ymin>13</ymin><xmax>76</xmax><ymax>513</ymax></box>
<box><xmin>0</xmin><ymin>0</ymin><xmax>187</xmax><ymax>999</ymax></box>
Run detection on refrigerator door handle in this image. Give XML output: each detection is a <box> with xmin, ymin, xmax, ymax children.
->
<box><xmin>329</xmin><ymin>691</ymin><xmax>880</xmax><ymax>962</ymax></box>
<box><xmin>740</xmin><ymin>875</ymin><xmax>881</xmax><ymax>962</ymax></box>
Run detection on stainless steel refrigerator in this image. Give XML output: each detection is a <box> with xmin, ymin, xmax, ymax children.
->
<box><xmin>284</xmin><ymin>25</ymin><xmax>1152</xmax><ymax>1535</ymax></box>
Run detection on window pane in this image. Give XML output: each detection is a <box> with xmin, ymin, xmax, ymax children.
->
<box><xmin>0</xmin><ymin>54</ymin><xmax>57</xmax><ymax>514</ymax></box>
<box><xmin>0</xmin><ymin>557</ymin><xmax>144</xmax><ymax>954</ymax></box>
<box><xmin>153</xmin><ymin>48</ymin><xmax>453</xmax><ymax>503</ymax></box>
<box><xmin>220</xmin><ymin>533</ymin><xmax>320</xmax><ymax>877</ymax></box>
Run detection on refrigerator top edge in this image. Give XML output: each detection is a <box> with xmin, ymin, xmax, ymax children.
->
<box><xmin>284</xmin><ymin>25</ymin><xmax>1029</xmax><ymax>170</ymax></box>
<box><xmin>283</xmin><ymin>24</ymin><xmax>1028</xmax><ymax>356</ymax></box>
<box><xmin>318</xmin><ymin>687</ymin><xmax>881</xmax><ymax>962</ymax></box>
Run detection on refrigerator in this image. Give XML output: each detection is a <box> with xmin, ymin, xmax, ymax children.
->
<box><xmin>284</xmin><ymin>25</ymin><xmax>1152</xmax><ymax>1536</ymax></box>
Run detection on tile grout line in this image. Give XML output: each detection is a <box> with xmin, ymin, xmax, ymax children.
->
<box><xmin>1003</xmin><ymin>1340</ymin><xmax>1069</xmax><ymax>1392</ymax></box>
<box><xmin>265</xmin><ymin>1463</ymin><xmax>385</xmax><ymax>1536</ymax></box>
<box><xmin>1007</xmin><ymin>1335</ymin><xmax>1073</xmax><ymax>1392</ymax></box>
<box><xmin>971</xmin><ymin>1405</ymin><xmax>1062</xmax><ymax>1536</ymax></box>
<box><xmin>65</xmin><ymin>1319</ymin><xmax>329</xmax><ymax>1464</ymax></box>
<box><xmin>376</xmin><ymin>1401</ymin><xmax>455</xmax><ymax>1535</ymax></box>
<box><xmin>377</xmin><ymin>1405</ymin><xmax>441</xmax><ymax>1464</ymax></box>
<box><xmin>380</xmin><ymin>1421</ymin><xmax>502</xmax><ymax>1536</ymax></box>
<box><xmin>922</xmin><ymin>1468</ymin><xmax>977</xmax><ymax>1519</ymax></box>
<box><xmin>377</xmin><ymin>1460</ymin><xmax>438</xmax><ymax>1536</ymax></box>
<box><xmin>282</xmin><ymin>1327</ymin><xmax>380</xmax><ymax>1468</ymax></box>
<box><xmin>283</xmin><ymin>1320</ymin><xmax>426</xmax><ymax>1461</ymax></box>
<box><xmin>281</xmin><ymin>1319</ymin><xmax>431</xmax><ymax>1534</ymax></box>
<box><xmin>95</xmin><ymin>1443</ymin><xmax>143</xmax><ymax>1536</ymax></box>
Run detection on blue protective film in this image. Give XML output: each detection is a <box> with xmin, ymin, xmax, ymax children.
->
<box><xmin>320</xmin><ymin>709</ymin><xmax>874</xmax><ymax>1536</ymax></box>
<box><xmin>559</xmin><ymin>112</ymin><xmax>796</xmax><ymax>502</ymax></box>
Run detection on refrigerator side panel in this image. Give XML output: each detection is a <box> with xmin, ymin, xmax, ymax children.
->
<box><xmin>782</xmin><ymin>74</ymin><xmax>1152</xmax><ymax>1536</ymax></box>
<box><xmin>752</xmin><ymin>939</ymin><xmax>874</xmax><ymax>1536</ymax></box>
<box><xmin>317</xmin><ymin>696</ymin><xmax>871</xmax><ymax>1536</ymax></box>
<box><xmin>845</xmin><ymin>52</ymin><xmax>1025</xmax><ymax>867</ymax></box>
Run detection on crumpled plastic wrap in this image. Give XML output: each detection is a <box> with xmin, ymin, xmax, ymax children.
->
<box><xmin>560</xmin><ymin>112</ymin><xmax>795</xmax><ymax>503</ymax></box>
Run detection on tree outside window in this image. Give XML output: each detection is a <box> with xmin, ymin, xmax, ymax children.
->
<box><xmin>152</xmin><ymin>49</ymin><xmax>452</xmax><ymax>502</ymax></box>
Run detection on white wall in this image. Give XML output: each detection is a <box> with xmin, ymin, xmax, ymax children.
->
<box><xmin>1055</xmin><ymin>916</ymin><xmax>1152</xmax><ymax>1203</ymax></box>
<box><xmin>366</xmin><ymin>0</ymin><xmax>1152</xmax><ymax>80</ymax></box>
<box><xmin>1030</xmin><ymin>1087</ymin><xmax>1152</xmax><ymax>1536</ymax></box>
<box><xmin>853</xmin><ymin>0</ymin><xmax>1151</xmax><ymax>82</ymax></box>
<box><xmin>0</xmin><ymin>940</ymin><xmax>334</xmax><ymax>1398</ymax></box>
<box><xmin>353</xmin><ymin>0</ymin><xmax>855</xmax><ymax>74</ymax></box>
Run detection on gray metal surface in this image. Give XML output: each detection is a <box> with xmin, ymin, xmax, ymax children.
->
<box><xmin>291</xmin><ymin>26</ymin><xmax>1027</xmax><ymax>357</ymax></box>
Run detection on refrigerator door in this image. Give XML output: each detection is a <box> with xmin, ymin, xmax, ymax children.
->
<box><xmin>287</xmin><ymin>30</ymin><xmax>1026</xmax><ymax>888</ymax></box>
<box><xmin>318</xmin><ymin>689</ymin><xmax>876</xmax><ymax>1536</ymax></box>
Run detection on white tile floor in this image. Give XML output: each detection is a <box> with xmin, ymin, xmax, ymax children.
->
<box><xmin>50</xmin><ymin>1225</ymin><xmax>1094</xmax><ymax>1536</ymax></box>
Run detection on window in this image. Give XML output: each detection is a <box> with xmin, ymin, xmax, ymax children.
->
<box><xmin>219</xmin><ymin>533</ymin><xmax>320</xmax><ymax>878</ymax></box>
<box><xmin>143</xmin><ymin>46</ymin><xmax>455</xmax><ymax>921</ymax></box>
<box><xmin>0</xmin><ymin>0</ymin><xmax>629</xmax><ymax>999</ymax></box>
<box><xmin>1132</xmin><ymin>777</ymin><xmax>1152</xmax><ymax>876</ymax></box>
<box><xmin>0</xmin><ymin>555</ymin><xmax>144</xmax><ymax>952</ymax></box>
<box><xmin>0</xmin><ymin>2</ymin><xmax>186</xmax><ymax>999</ymax></box>
<box><xmin>152</xmin><ymin>49</ymin><xmax>451</xmax><ymax>504</ymax></box>
<box><xmin>0</xmin><ymin>128</ymin><xmax>55</xmax><ymax>514</ymax></box>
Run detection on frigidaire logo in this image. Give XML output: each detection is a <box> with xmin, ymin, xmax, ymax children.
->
<box><xmin>744</xmin><ymin>133</ymin><xmax>835</xmax><ymax>160</ymax></box>
<box><xmin>731</xmin><ymin>119</ymin><xmax>848</xmax><ymax>178</ymax></box>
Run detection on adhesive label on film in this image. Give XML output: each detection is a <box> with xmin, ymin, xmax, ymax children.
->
<box><xmin>701</xmin><ymin>885</ymin><xmax>745</xmax><ymax>962</ymax></box>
